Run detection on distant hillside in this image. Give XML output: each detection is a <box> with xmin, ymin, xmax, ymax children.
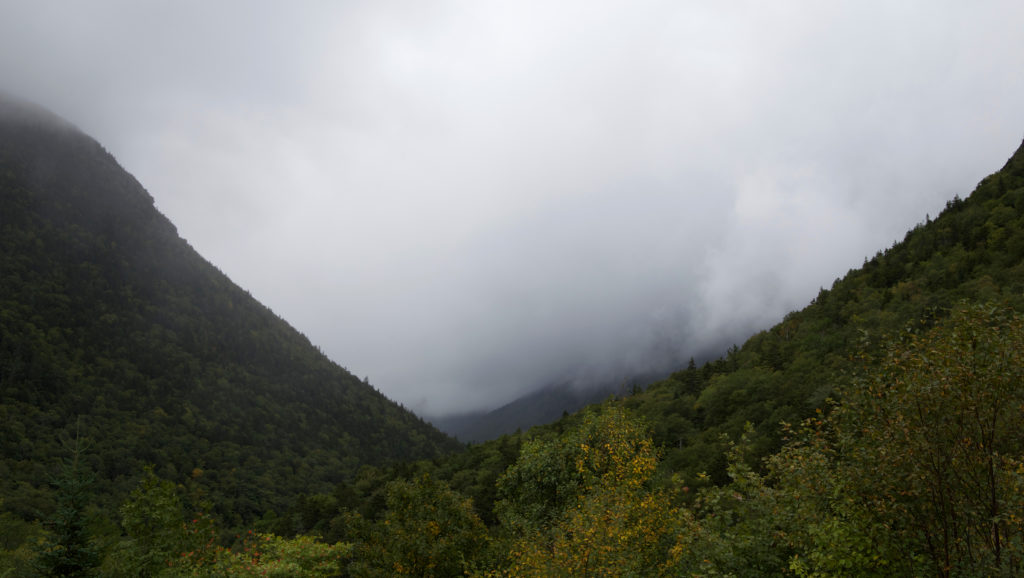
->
<box><xmin>0</xmin><ymin>96</ymin><xmax>459</xmax><ymax>526</ymax></box>
<box><xmin>433</xmin><ymin>370</ymin><xmax>675</xmax><ymax>443</ymax></box>
<box><xmin>432</xmin><ymin>381</ymin><xmax>618</xmax><ymax>443</ymax></box>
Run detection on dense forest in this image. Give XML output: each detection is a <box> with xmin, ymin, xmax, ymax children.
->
<box><xmin>2</xmin><ymin>95</ymin><xmax>1024</xmax><ymax>575</ymax></box>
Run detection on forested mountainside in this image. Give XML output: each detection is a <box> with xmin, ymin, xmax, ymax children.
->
<box><xmin>631</xmin><ymin>132</ymin><xmax>1024</xmax><ymax>482</ymax></box>
<box><xmin>615</xmin><ymin>134</ymin><xmax>1024</xmax><ymax>486</ymax></box>
<box><xmin>0</xmin><ymin>96</ymin><xmax>459</xmax><ymax>532</ymax></box>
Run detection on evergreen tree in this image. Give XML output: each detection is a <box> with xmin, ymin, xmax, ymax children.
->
<box><xmin>33</xmin><ymin>429</ymin><xmax>99</xmax><ymax>577</ymax></box>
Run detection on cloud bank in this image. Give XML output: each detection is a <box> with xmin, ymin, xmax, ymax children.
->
<box><xmin>3</xmin><ymin>1</ymin><xmax>1024</xmax><ymax>414</ymax></box>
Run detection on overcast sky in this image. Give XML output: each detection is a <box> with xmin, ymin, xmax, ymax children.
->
<box><xmin>3</xmin><ymin>1</ymin><xmax>1024</xmax><ymax>416</ymax></box>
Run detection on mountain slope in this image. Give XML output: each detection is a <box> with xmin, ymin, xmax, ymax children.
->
<box><xmin>433</xmin><ymin>370</ymin><xmax>675</xmax><ymax>443</ymax></box>
<box><xmin>433</xmin><ymin>381</ymin><xmax>618</xmax><ymax>443</ymax></box>
<box><xmin>619</xmin><ymin>134</ymin><xmax>1024</xmax><ymax>482</ymax></box>
<box><xmin>0</xmin><ymin>96</ymin><xmax>459</xmax><ymax>525</ymax></box>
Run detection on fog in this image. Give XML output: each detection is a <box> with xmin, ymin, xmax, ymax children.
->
<box><xmin>3</xmin><ymin>1</ymin><xmax>1024</xmax><ymax>415</ymax></box>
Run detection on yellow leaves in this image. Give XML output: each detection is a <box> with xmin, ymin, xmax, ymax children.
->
<box><xmin>499</xmin><ymin>405</ymin><xmax>676</xmax><ymax>576</ymax></box>
<box><xmin>508</xmin><ymin>483</ymin><xmax>678</xmax><ymax>577</ymax></box>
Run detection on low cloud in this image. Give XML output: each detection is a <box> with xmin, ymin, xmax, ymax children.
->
<box><xmin>2</xmin><ymin>1</ymin><xmax>1024</xmax><ymax>415</ymax></box>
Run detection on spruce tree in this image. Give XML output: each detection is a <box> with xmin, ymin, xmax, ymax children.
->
<box><xmin>33</xmin><ymin>429</ymin><xmax>99</xmax><ymax>577</ymax></box>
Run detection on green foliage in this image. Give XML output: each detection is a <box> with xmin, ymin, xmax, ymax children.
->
<box><xmin>663</xmin><ymin>428</ymin><xmax>792</xmax><ymax>577</ymax></box>
<box><xmin>248</xmin><ymin>533</ymin><xmax>351</xmax><ymax>577</ymax></box>
<box><xmin>32</xmin><ymin>434</ymin><xmax>100</xmax><ymax>578</ymax></box>
<box><xmin>769</xmin><ymin>415</ymin><xmax>902</xmax><ymax>577</ymax></box>
<box><xmin>0</xmin><ymin>503</ymin><xmax>43</xmax><ymax>578</ymax></box>
<box><xmin>169</xmin><ymin>531</ymin><xmax>350</xmax><ymax>577</ymax></box>
<box><xmin>771</xmin><ymin>303</ymin><xmax>1024</xmax><ymax>576</ymax></box>
<box><xmin>495</xmin><ymin>405</ymin><xmax>658</xmax><ymax>536</ymax></box>
<box><xmin>96</xmin><ymin>467</ymin><xmax>351</xmax><ymax>576</ymax></box>
<box><xmin>496</xmin><ymin>406</ymin><xmax>681</xmax><ymax>576</ymax></box>
<box><xmin>103</xmin><ymin>466</ymin><xmax>203</xmax><ymax>577</ymax></box>
<box><xmin>348</xmin><ymin>473</ymin><xmax>487</xmax><ymax>577</ymax></box>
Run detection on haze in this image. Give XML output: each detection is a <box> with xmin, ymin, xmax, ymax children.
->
<box><xmin>3</xmin><ymin>1</ymin><xmax>1024</xmax><ymax>416</ymax></box>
